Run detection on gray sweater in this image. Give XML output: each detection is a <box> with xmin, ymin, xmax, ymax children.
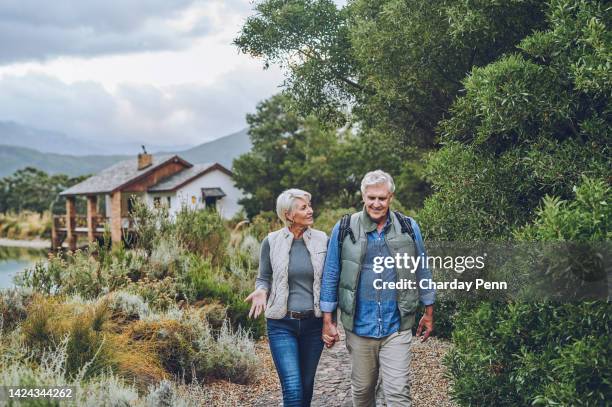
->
<box><xmin>256</xmin><ymin>236</ymin><xmax>315</xmax><ymax>312</ymax></box>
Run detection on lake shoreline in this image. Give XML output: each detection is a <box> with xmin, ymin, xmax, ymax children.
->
<box><xmin>0</xmin><ymin>238</ymin><xmax>50</xmax><ymax>249</ymax></box>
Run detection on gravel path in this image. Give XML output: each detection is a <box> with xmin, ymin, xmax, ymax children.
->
<box><xmin>252</xmin><ymin>324</ymin><xmax>457</xmax><ymax>407</ymax></box>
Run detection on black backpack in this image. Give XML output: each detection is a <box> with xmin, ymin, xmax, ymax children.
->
<box><xmin>337</xmin><ymin>210</ymin><xmax>416</xmax><ymax>270</ymax></box>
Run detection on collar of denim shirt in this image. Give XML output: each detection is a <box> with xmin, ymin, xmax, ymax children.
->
<box><xmin>361</xmin><ymin>207</ymin><xmax>392</xmax><ymax>236</ymax></box>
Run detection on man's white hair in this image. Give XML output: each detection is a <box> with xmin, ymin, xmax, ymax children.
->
<box><xmin>360</xmin><ymin>170</ymin><xmax>395</xmax><ymax>196</ymax></box>
<box><xmin>276</xmin><ymin>188</ymin><xmax>312</xmax><ymax>226</ymax></box>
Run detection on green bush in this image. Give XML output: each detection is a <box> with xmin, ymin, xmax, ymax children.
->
<box><xmin>183</xmin><ymin>256</ymin><xmax>265</xmax><ymax>338</ymax></box>
<box><xmin>248</xmin><ymin>211</ymin><xmax>282</xmax><ymax>241</ymax></box>
<box><xmin>445</xmin><ymin>177</ymin><xmax>611</xmax><ymax>405</ymax></box>
<box><xmin>446</xmin><ymin>301</ymin><xmax>611</xmax><ymax>406</ymax></box>
<box><xmin>174</xmin><ymin>206</ymin><xmax>229</xmax><ymax>266</ymax></box>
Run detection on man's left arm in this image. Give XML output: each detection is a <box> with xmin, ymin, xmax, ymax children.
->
<box><xmin>411</xmin><ymin>218</ymin><xmax>435</xmax><ymax>341</ymax></box>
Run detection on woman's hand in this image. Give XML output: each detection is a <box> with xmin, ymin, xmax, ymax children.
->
<box><xmin>245</xmin><ymin>288</ymin><xmax>267</xmax><ymax>318</ymax></box>
<box><xmin>322</xmin><ymin>320</ymin><xmax>340</xmax><ymax>348</ymax></box>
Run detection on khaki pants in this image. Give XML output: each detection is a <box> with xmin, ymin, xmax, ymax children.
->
<box><xmin>345</xmin><ymin>329</ymin><xmax>412</xmax><ymax>407</ymax></box>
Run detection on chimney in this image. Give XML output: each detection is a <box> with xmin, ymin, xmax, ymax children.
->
<box><xmin>138</xmin><ymin>145</ymin><xmax>152</xmax><ymax>170</ymax></box>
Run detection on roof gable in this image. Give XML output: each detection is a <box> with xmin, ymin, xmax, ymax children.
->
<box><xmin>60</xmin><ymin>155</ymin><xmax>192</xmax><ymax>196</ymax></box>
<box><xmin>147</xmin><ymin>163</ymin><xmax>232</xmax><ymax>192</ymax></box>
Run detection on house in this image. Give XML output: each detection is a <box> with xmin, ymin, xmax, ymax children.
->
<box><xmin>54</xmin><ymin>152</ymin><xmax>242</xmax><ymax>249</ymax></box>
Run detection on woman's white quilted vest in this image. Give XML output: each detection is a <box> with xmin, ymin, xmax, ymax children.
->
<box><xmin>264</xmin><ymin>227</ymin><xmax>328</xmax><ymax>319</ymax></box>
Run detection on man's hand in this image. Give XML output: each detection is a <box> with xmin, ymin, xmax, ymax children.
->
<box><xmin>416</xmin><ymin>305</ymin><xmax>434</xmax><ymax>342</ymax></box>
<box><xmin>245</xmin><ymin>288</ymin><xmax>267</xmax><ymax>318</ymax></box>
<box><xmin>322</xmin><ymin>312</ymin><xmax>340</xmax><ymax>348</ymax></box>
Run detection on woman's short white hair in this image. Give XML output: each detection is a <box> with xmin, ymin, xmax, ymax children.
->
<box><xmin>276</xmin><ymin>188</ymin><xmax>312</xmax><ymax>226</ymax></box>
<box><xmin>360</xmin><ymin>170</ymin><xmax>395</xmax><ymax>196</ymax></box>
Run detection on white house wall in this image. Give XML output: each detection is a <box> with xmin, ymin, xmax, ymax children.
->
<box><xmin>145</xmin><ymin>169</ymin><xmax>243</xmax><ymax>219</ymax></box>
<box><xmin>145</xmin><ymin>191</ymin><xmax>177</xmax><ymax>213</ymax></box>
<box><xmin>175</xmin><ymin>170</ymin><xmax>243</xmax><ymax>219</ymax></box>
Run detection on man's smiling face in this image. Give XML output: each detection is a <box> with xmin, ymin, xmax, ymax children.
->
<box><xmin>363</xmin><ymin>183</ymin><xmax>393</xmax><ymax>224</ymax></box>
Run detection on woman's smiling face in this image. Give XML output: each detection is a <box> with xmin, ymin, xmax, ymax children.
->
<box><xmin>287</xmin><ymin>197</ymin><xmax>314</xmax><ymax>227</ymax></box>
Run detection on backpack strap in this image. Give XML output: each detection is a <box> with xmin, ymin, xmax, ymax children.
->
<box><xmin>393</xmin><ymin>210</ymin><xmax>416</xmax><ymax>242</ymax></box>
<box><xmin>337</xmin><ymin>214</ymin><xmax>355</xmax><ymax>270</ymax></box>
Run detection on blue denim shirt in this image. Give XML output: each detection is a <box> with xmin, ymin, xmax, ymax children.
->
<box><xmin>320</xmin><ymin>213</ymin><xmax>435</xmax><ymax>338</ymax></box>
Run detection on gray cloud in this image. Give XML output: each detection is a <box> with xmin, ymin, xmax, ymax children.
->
<box><xmin>0</xmin><ymin>0</ymin><xmax>222</xmax><ymax>64</ymax></box>
<box><xmin>0</xmin><ymin>66</ymin><xmax>281</xmax><ymax>150</ymax></box>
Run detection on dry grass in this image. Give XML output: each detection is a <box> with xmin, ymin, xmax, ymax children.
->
<box><xmin>0</xmin><ymin>211</ymin><xmax>51</xmax><ymax>239</ymax></box>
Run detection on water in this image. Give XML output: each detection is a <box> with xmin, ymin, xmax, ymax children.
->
<box><xmin>0</xmin><ymin>246</ymin><xmax>47</xmax><ymax>288</ymax></box>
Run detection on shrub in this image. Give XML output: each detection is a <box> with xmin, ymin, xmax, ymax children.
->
<box><xmin>126</xmin><ymin>276</ymin><xmax>180</xmax><ymax>312</ymax></box>
<box><xmin>174</xmin><ymin>206</ymin><xmax>229</xmax><ymax>266</ymax></box>
<box><xmin>127</xmin><ymin>309</ymin><xmax>259</xmax><ymax>385</ymax></box>
<box><xmin>107</xmin><ymin>291</ymin><xmax>151</xmax><ymax>322</ymax></box>
<box><xmin>128</xmin><ymin>199</ymin><xmax>173</xmax><ymax>255</ymax></box>
<box><xmin>446</xmin><ymin>301</ymin><xmax>611</xmax><ymax>406</ymax></box>
<box><xmin>0</xmin><ymin>288</ymin><xmax>32</xmax><ymax>331</ymax></box>
<box><xmin>0</xmin><ymin>335</ymin><xmax>190</xmax><ymax>407</ymax></box>
<box><xmin>21</xmin><ymin>296</ymin><xmax>59</xmax><ymax>351</ymax></box>
<box><xmin>200</xmin><ymin>322</ymin><xmax>258</xmax><ymax>384</ymax></box>
<box><xmin>64</xmin><ymin>308</ymin><xmax>111</xmax><ymax>380</ymax></box>
<box><xmin>248</xmin><ymin>211</ymin><xmax>282</xmax><ymax>241</ymax></box>
<box><xmin>445</xmin><ymin>177</ymin><xmax>612</xmax><ymax>405</ymax></box>
<box><xmin>183</xmin><ymin>256</ymin><xmax>265</xmax><ymax>338</ymax></box>
<box><xmin>149</xmin><ymin>238</ymin><xmax>188</xmax><ymax>279</ymax></box>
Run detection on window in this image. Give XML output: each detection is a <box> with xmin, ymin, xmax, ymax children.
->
<box><xmin>127</xmin><ymin>196</ymin><xmax>137</xmax><ymax>213</ymax></box>
<box><xmin>167</xmin><ymin>196</ymin><xmax>172</xmax><ymax>207</ymax></box>
<box><xmin>205</xmin><ymin>196</ymin><xmax>217</xmax><ymax>210</ymax></box>
<box><xmin>153</xmin><ymin>197</ymin><xmax>161</xmax><ymax>208</ymax></box>
<box><xmin>201</xmin><ymin>188</ymin><xmax>225</xmax><ymax>212</ymax></box>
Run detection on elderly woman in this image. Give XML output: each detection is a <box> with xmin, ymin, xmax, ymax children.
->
<box><xmin>245</xmin><ymin>189</ymin><xmax>328</xmax><ymax>407</ymax></box>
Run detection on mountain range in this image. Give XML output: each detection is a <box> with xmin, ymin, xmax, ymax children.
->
<box><xmin>0</xmin><ymin>127</ymin><xmax>251</xmax><ymax>178</ymax></box>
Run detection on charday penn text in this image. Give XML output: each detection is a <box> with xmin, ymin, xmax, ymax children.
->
<box><xmin>372</xmin><ymin>254</ymin><xmax>507</xmax><ymax>291</ymax></box>
<box><xmin>373</xmin><ymin>278</ymin><xmax>507</xmax><ymax>291</ymax></box>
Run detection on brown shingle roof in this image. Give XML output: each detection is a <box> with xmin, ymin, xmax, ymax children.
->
<box><xmin>60</xmin><ymin>154</ymin><xmax>192</xmax><ymax>196</ymax></box>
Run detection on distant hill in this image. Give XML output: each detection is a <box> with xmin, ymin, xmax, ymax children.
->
<box><xmin>0</xmin><ymin>121</ymin><xmax>98</xmax><ymax>156</ymax></box>
<box><xmin>0</xmin><ymin>121</ymin><xmax>195</xmax><ymax>156</ymax></box>
<box><xmin>0</xmin><ymin>128</ymin><xmax>252</xmax><ymax>178</ymax></box>
<box><xmin>163</xmin><ymin>128</ymin><xmax>251</xmax><ymax>168</ymax></box>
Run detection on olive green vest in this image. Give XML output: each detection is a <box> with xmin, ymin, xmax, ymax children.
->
<box><xmin>338</xmin><ymin>210</ymin><xmax>419</xmax><ymax>332</ymax></box>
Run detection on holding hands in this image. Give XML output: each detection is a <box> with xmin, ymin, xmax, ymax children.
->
<box><xmin>322</xmin><ymin>318</ymin><xmax>340</xmax><ymax>348</ymax></box>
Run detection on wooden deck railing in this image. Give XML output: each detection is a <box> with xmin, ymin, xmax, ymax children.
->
<box><xmin>53</xmin><ymin>215</ymin><xmax>109</xmax><ymax>231</ymax></box>
<box><xmin>52</xmin><ymin>215</ymin><xmax>138</xmax><ymax>232</ymax></box>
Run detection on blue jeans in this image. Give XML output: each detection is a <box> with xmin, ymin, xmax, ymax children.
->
<box><xmin>267</xmin><ymin>316</ymin><xmax>324</xmax><ymax>407</ymax></box>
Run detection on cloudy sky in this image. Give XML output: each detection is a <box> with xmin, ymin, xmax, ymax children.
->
<box><xmin>0</xmin><ymin>0</ymin><xmax>285</xmax><ymax>152</ymax></box>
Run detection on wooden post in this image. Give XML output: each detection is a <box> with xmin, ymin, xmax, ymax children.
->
<box><xmin>110</xmin><ymin>191</ymin><xmax>122</xmax><ymax>248</ymax></box>
<box><xmin>65</xmin><ymin>196</ymin><xmax>76</xmax><ymax>251</ymax></box>
<box><xmin>51</xmin><ymin>215</ymin><xmax>58</xmax><ymax>250</ymax></box>
<box><xmin>86</xmin><ymin>195</ymin><xmax>98</xmax><ymax>243</ymax></box>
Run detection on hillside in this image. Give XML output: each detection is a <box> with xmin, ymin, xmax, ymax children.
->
<box><xmin>0</xmin><ymin>128</ymin><xmax>251</xmax><ymax>177</ymax></box>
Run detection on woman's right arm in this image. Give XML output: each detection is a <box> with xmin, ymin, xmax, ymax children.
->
<box><xmin>255</xmin><ymin>237</ymin><xmax>272</xmax><ymax>291</ymax></box>
<box><xmin>245</xmin><ymin>237</ymin><xmax>271</xmax><ymax>318</ymax></box>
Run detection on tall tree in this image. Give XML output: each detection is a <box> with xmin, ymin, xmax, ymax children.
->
<box><xmin>419</xmin><ymin>0</ymin><xmax>610</xmax><ymax>240</ymax></box>
<box><xmin>235</xmin><ymin>0</ymin><xmax>547</xmax><ymax>148</ymax></box>
<box><xmin>232</xmin><ymin>94</ymin><xmax>412</xmax><ymax>216</ymax></box>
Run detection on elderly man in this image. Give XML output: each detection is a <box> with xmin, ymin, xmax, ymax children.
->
<box><xmin>320</xmin><ymin>169</ymin><xmax>435</xmax><ymax>406</ymax></box>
